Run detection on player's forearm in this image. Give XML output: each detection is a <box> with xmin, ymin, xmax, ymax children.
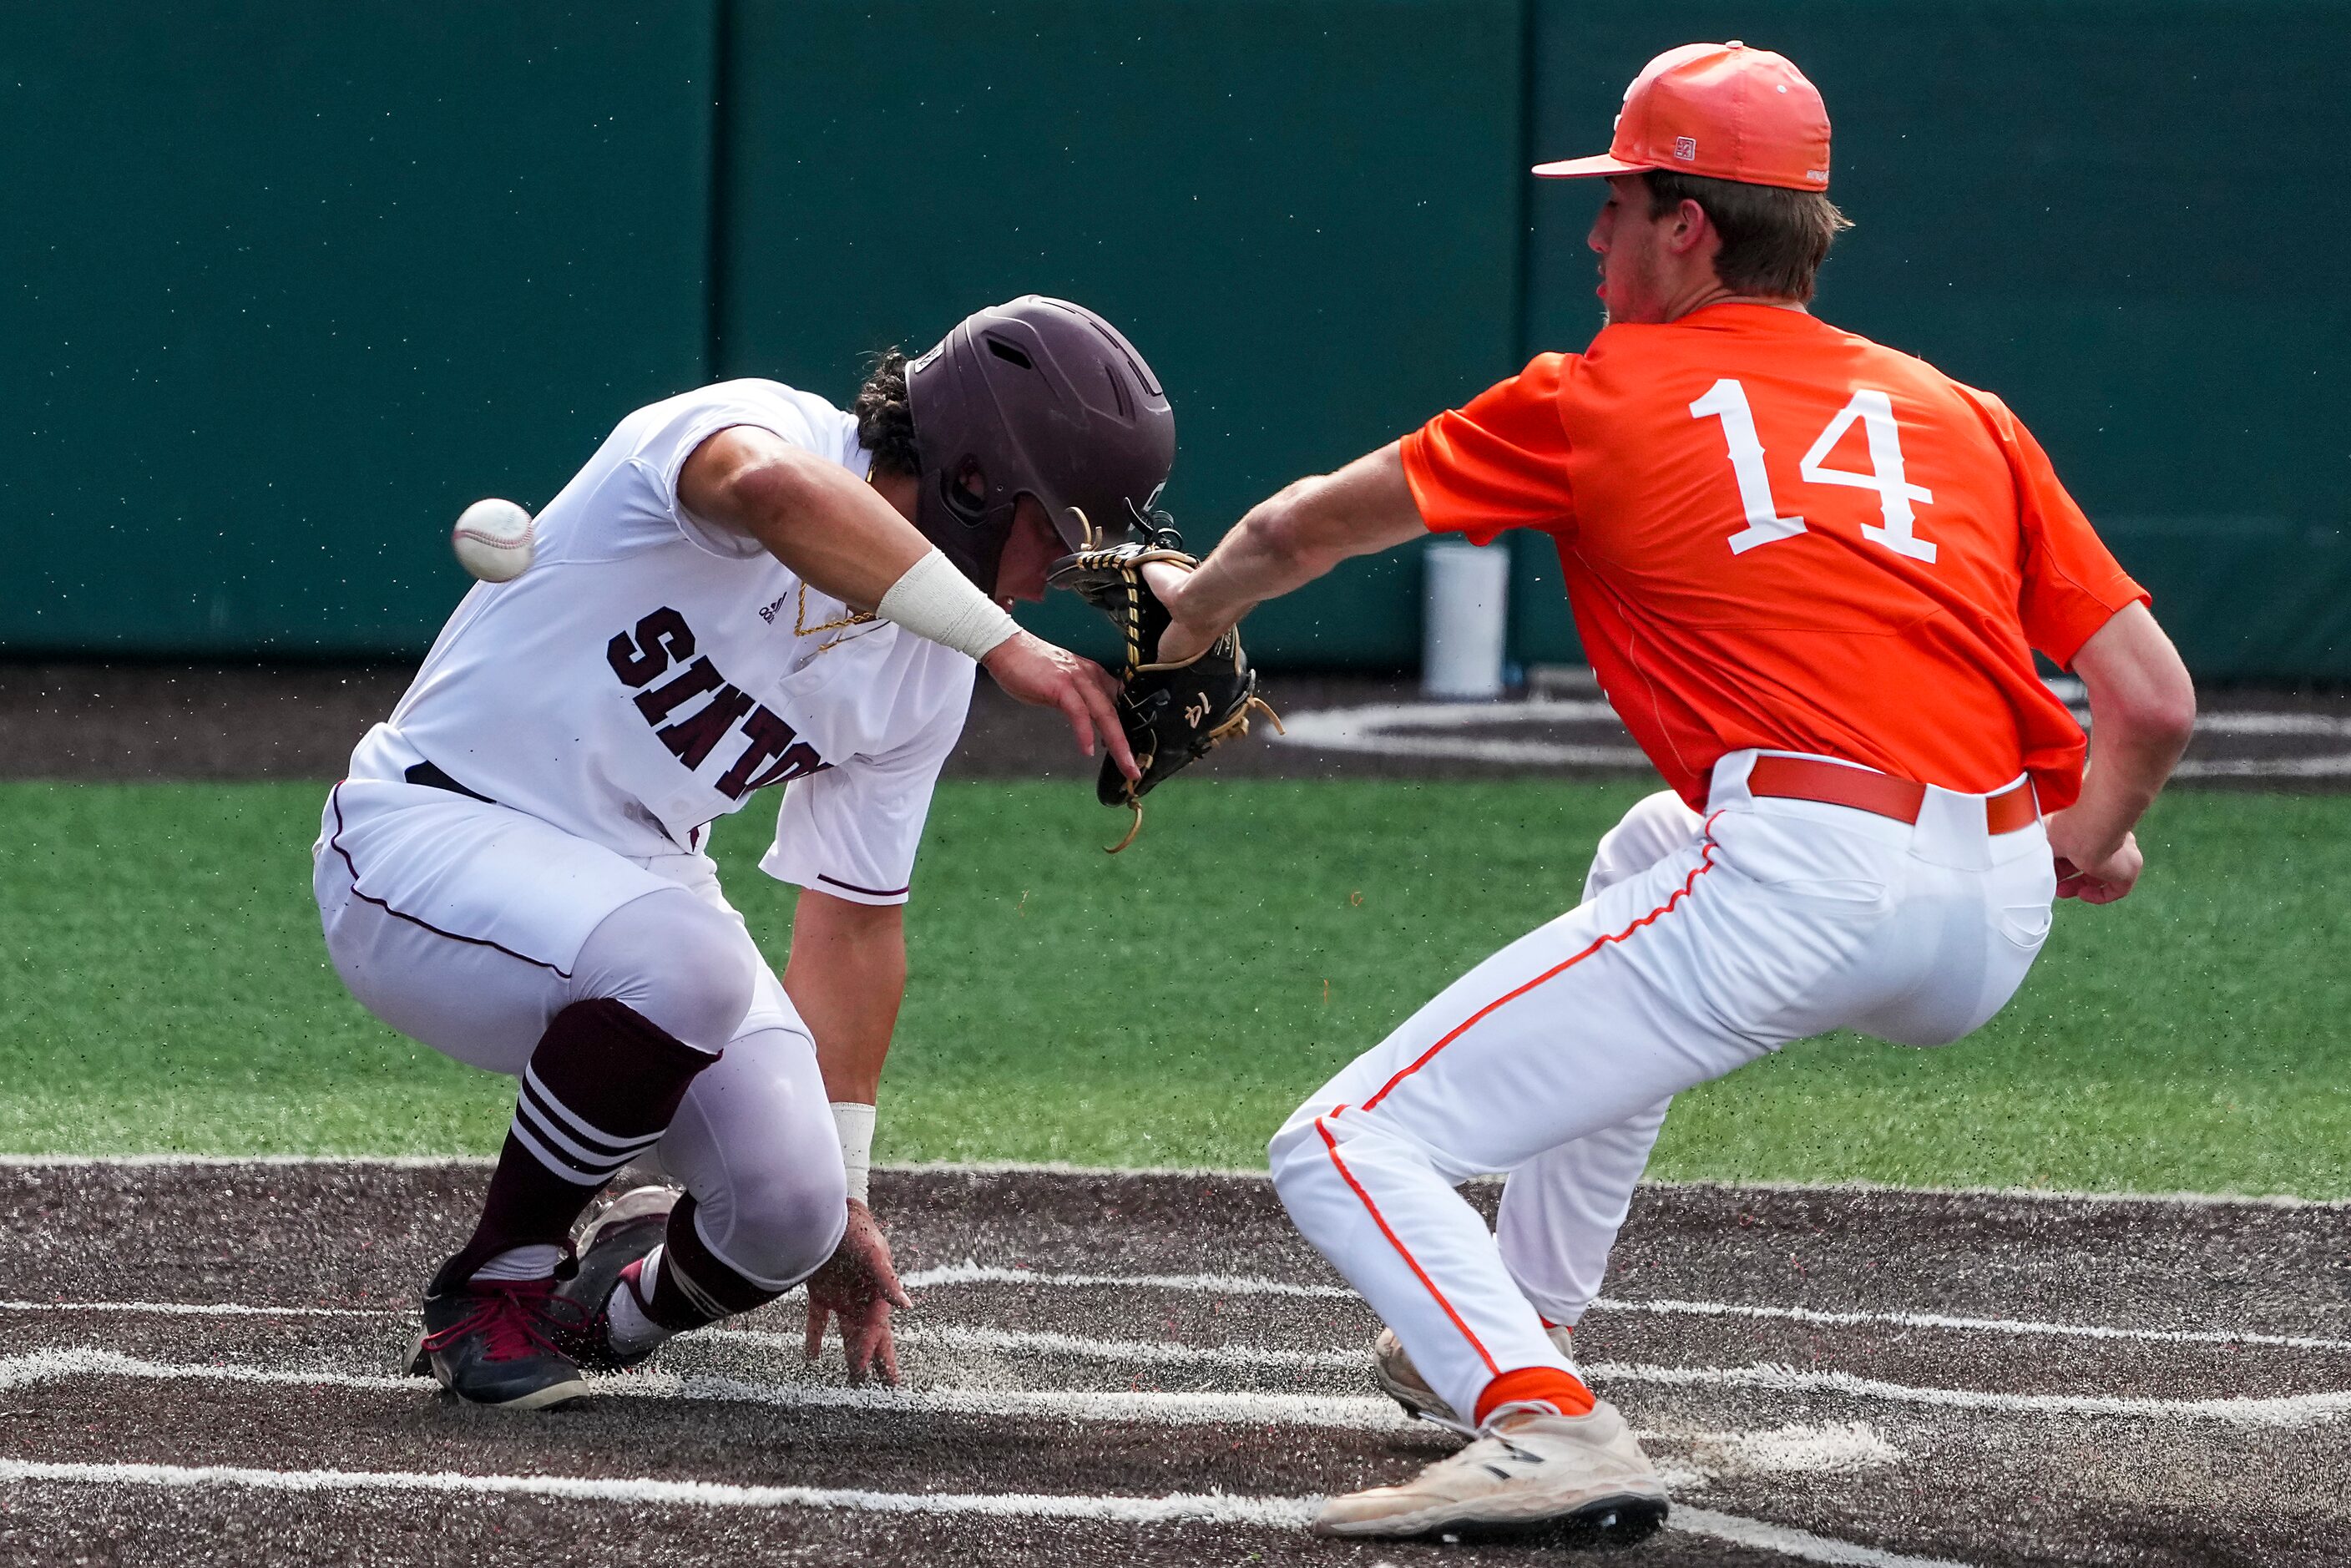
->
<box><xmin>2057</xmin><ymin>604</ymin><xmax>2196</xmax><ymax>861</ymax></box>
<box><xmin>1171</xmin><ymin>444</ymin><xmax>1429</xmax><ymax>633</ymax></box>
<box><xmin>2064</xmin><ymin>720</ymin><xmax>2187</xmax><ymax>863</ymax></box>
<box><xmin>781</xmin><ymin>891</ymin><xmax>908</xmax><ymax>1105</ymax></box>
<box><xmin>683</xmin><ymin>432</ymin><xmax>931</xmax><ymax>610</ymax></box>
<box><xmin>1176</xmin><ymin>484</ymin><xmax>1349</xmax><ymax>629</ymax></box>
<box><xmin>738</xmin><ymin>458</ymin><xmax>934</xmax><ymax>612</ymax></box>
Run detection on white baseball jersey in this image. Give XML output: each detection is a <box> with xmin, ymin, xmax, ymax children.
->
<box><xmin>348</xmin><ymin>378</ymin><xmax>973</xmax><ymax>906</ymax></box>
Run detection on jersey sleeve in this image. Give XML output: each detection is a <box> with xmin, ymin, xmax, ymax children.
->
<box><xmin>627</xmin><ymin>383</ymin><xmax>837</xmax><ymax>560</ymax></box>
<box><xmin>1966</xmin><ymin>391</ymin><xmax>2151</xmax><ymax>668</ymax></box>
<box><xmin>757</xmin><ymin>682</ymin><xmax>969</xmax><ymax>907</ymax></box>
<box><xmin>1398</xmin><ymin>354</ymin><xmax>1578</xmax><ymax>545</ymax></box>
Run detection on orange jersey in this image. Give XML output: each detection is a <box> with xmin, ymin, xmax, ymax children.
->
<box><xmin>1400</xmin><ymin>303</ymin><xmax>2147</xmax><ymax>812</ymax></box>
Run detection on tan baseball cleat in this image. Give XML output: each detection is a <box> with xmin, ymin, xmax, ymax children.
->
<box><xmin>1313</xmin><ymin>1400</ymin><xmax>1669</xmax><ymax>1545</ymax></box>
<box><xmin>1373</xmin><ymin>1323</ymin><xmax>1580</xmax><ymax>1423</ymax></box>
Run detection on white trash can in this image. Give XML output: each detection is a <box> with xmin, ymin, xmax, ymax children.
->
<box><xmin>1422</xmin><ymin>537</ymin><xmax>1510</xmax><ymax>701</ymax></box>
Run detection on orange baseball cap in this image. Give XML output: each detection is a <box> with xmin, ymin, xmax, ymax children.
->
<box><xmin>1533</xmin><ymin>41</ymin><xmax>1832</xmax><ymax>192</ymax></box>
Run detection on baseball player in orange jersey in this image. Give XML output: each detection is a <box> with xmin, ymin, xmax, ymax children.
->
<box><xmin>1156</xmin><ymin>42</ymin><xmax>2196</xmax><ymax>1545</ymax></box>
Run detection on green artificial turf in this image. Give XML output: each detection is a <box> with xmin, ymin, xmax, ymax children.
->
<box><xmin>2</xmin><ymin>778</ymin><xmax>2345</xmax><ymax>1196</ymax></box>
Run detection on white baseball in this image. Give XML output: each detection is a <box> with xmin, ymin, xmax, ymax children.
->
<box><xmin>452</xmin><ymin>498</ymin><xmax>536</xmax><ymax>583</ymax></box>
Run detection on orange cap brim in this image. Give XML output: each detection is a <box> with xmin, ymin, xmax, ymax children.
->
<box><xmin>1530</xmin><ymin>153</ymin><xmax>1653</xmax><ymax>179</ymax></box>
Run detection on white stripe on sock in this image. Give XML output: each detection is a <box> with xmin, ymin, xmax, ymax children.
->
<box><xmin>517</xmin><ymin>1065</ymin><xmax>663</xmax><ymax>1168</ymax></box>
<box><xmin>503</xmin><ymin>1115</ymin><xmax>612</xmax><ymax>1188</ymax></box>
<box><xmin>468</xmin><ymin>1246</ymin><xmax>565</xmax><ymax>1284</ymax></box>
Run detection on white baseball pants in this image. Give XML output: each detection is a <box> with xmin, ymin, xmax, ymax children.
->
<box><xmin>1490</xmin><ymin>788</ymin><xmax>1696</xmax><ymax>1329</ymax></box>
<box><xmin>314</xmin><ymin>779</ymin><xmax>847</xmax><ymax>1291</ymax></box>
<box><xmin>1269</xmin><ymin>750</ymin><xmax>2055</xmax><ymax>1426</ymax></box>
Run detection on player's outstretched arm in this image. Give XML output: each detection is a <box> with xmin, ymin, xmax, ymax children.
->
<box><xmin>2044</xmin><ymin>602</ymin><xmax>2196</xmax><ymax>903</ymax></box>
<box><xmin>1155</xmin><ymin>443</ymin><xmax>1429</xmax><ymax>665</ymax></box>
<box><xmin>784</xmin><ymin>888</ymin><xmax>915</xmax><ymax>1385</ymax></box>
<box><xmin>681</xmin><ymin>427</ymin><xmax>931</xmax><ymax>609</ymax></box>
<box><xmin>681</xmin><ymin>426</ymin><xmax>1137</xmax><ymax>781</ymax></box>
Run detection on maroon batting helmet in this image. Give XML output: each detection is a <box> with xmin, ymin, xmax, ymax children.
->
<box><xmin>907</xmin><ymin>296</ymin><xmax>1176</xmax><ymax>589</ymax></box>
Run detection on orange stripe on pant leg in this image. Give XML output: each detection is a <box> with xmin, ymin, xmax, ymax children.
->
<box><xmin>1362</xmin><ymin>824</ymin><xmax>1723</xmax><ymax>1112</ymax></box>
<box><xmin>1315</xmin><ymin>1113</ymin><xmax>1499</xmax><ymax>1378</ymax></box>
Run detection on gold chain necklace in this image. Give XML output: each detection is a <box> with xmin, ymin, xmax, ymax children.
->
<box><xmin>792</xmin><ymin>465</ymin><xmax>886</xmax><ymax>650</ymax></box>
<box><xmin>794</xmin><ymin>582</ymin><xmax>876</xmax><ymax>639</ymax></box>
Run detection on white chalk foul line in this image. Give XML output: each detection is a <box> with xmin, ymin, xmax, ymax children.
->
<box><xmin>8</xmin><ymin>1347</ymin><xmax>2348</xmax><ymax>1430</ymax></box>
<box><xmin>13</xmin><ymin>1283</ymin><xmax>2349</xmax><ymax>1359</ymax></box>
<box><xmin>0</xmin><ymin>1299</ymin><xmax>1369</xmax><ymax>1373</ymax></box>
<box><xmin>0</xmin><ymin>1458</ymin><xmax>1315</xmax><ymax>1527</ymax></box>
<box><xmin>1684</xmin><ymin>1421</ymin><xmax>1905</xmax><ymax>1479</ymax></box>
<box><xmin>642</xmin><ymin>1328</ymin><xmax>2351</xmax><ymax>1425</ymax></box>
<box><xmin>1579</xmin><ymin>1359</ymin><xmax>2351</xmax><ymax>1428</ymax></box>
<box><xmin>715</xmin><ymin>1323</ymin><xmax>1366</xmax><ymax>1373</ymax></box>
<box><xmin>644</xmin><ymin>1370</ymin><xmax>1398</xmax><ymax>1429</ymax></box>
<box><xmin>1673</xmin><ymin>1506</ymin><xmax>1975</xmax><ymax>1568</ymax></box>
<box><xmin>0</xmin><ymin>1298</ymin><xmax>377</xmax><ymax>1319</ymax></box>
<box><xmin>1593</xmin><ymin>1295</ymin><xmax>2351</xmax><ymax>1355</ymax></box>
<box><xmin>0</xmin><ymin>1349</ymin><xmax>1402</xmax><ymax>1429</ymax></box>
<box><xmin>0</xmin><ymin>1454</ymin><xmax>1974</xmax><ymax>1567</ymax></box>
<box><xmin>13</xmin><ymin>1282</ymin><xmax>2348</xmax><ymax>1361</ymax></box>
<box><xmin>899</xmin><ymin>1262</ymin><xmax>1355</xmax><ymax>1297</ymax></box>
<box><xmin>0</xmin><ymin>1349</ymin><xmax>407</xmax><ymax>1397</ymax></box>
<box><xmin>0</xmin><ymin>1457</ymin><xmax>1979</xmax><ymax>1567</ymax></box>
<box><xmin>899</xmin><ymin>1265</ymin><xmax>2351</xmax><ymax>1354</ymax></box>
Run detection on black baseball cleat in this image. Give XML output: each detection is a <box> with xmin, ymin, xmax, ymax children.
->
<box><xmin>402</xmin><ymin>1265</ymin><xmax>594</xmax><ymax>1410</ymax></box>
<box><xmin>556</xmin><ymin>1184</ymin><xmax>680</xmax><ymax>1372</ymax></box>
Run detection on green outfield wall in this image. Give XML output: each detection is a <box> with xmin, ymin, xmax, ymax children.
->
<box><xmin>0</xmin><ymin>3</ymin><xmax>717</xmax><ymax>655</ymax></box>
<box><xmin>712</xmin><ymin>0</ymin><xmax>1523</xmax><ymax>664</ymax></box>
<box><xmin>1509</xmin><ymin>1</ymin><xmax>2351</xmax><ymax>680</ymax></box>
<box><xmin>4</xmin><ymin>2</ymin><xmax>2345</xmax><ymax>679</ymax></box>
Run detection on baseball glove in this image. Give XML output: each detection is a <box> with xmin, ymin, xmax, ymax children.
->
<box><xmin>1048</xmin><ymin>522</ymin><xmax>1280</xmax><ymax>852</ymax></box>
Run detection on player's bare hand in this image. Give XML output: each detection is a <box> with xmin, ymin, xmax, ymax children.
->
<box><xmin>982</xmin><ymin>630</ymin><xmax>1140</xmax><ymax>781</ymax></box>
<box><xmin>1146</xmin><ymin>562</ymin><xmax>1230</xmax><ymax>668</ymax></box>
<box><xmin>803</xmin><ymin>1200</ymin><xmax>913</xmax><ymax>1386</ymax></box>
<box><xmin>2045</xmin><ymin>814</ymin><xmax>2143</xmax><ymax>904</ymax></box>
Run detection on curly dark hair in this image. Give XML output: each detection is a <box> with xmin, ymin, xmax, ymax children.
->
<box><xmin>852</xmin><ymin>348</ymin><xmax>920</xmax><ymax>479</ymax></box>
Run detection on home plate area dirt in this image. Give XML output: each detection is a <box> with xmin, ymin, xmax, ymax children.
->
<box><xmin>1</xmin><ymin>1163</ymin><xmax>2344</xmax><ymax>1566</ymax></box>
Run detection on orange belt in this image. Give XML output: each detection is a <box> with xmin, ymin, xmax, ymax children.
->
<box><xmin>1746</xmin><ymin>755</ymin><xmax>2038</xmax><ymax>835</ymax></box>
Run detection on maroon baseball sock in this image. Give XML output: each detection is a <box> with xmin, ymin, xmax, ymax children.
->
<box><xmin>438</xmin><ymin>999</ymin><xmax>717</xmax><ymax>1289</ymax></box>
<box><xmin>641</xmin><ymin>1192</ymin><xmax>784</xmax><ymax>1331</ymax></box>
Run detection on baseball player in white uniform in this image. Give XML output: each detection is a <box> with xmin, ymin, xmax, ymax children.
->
<box><xmin>314</xmin><ymin>297</ymin><xmax>1175</xmax><ymax>1408</ymax></box>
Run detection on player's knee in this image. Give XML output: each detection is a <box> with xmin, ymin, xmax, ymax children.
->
<box><xmin>664</xmin><ymin>935</ymin><xmax>759</xmax><ymax>1049</ymax></box>
<box><xmin>1266</xmin><ymin>1115</ymin><xmax>1326</xmax><ymax>1193</ymax></box>
<box><xmin>715</xmin><ymin>1153</ymin><xmax>849</xmax><ymax>1289</ymax></box>
<box><xmin>622</xmin><ymin>893</ymin><xmax>759</xmax><ymax>1051</ymax></box>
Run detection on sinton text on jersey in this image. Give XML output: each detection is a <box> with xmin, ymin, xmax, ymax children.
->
<box><xmin>606</xmin><ymin>606</ymin><xmax>830</xmax><ymax>798</ymax></box>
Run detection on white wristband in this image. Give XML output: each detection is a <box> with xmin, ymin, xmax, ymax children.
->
<box><xmin>874</xmin><ymin>549</ymin><xmax>1019</xmax><ymax>662</ymax></box>
<box><xmin>831</xmin><ymin>1100</ymin><xmax>876</xmax><ymax>1206</ymax></box>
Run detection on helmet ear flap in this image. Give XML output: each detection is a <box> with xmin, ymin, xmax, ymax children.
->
<box><xmin>943</xmin><ymin>456</ymin><xmax>989</xmax><ymax>523</ymax></box>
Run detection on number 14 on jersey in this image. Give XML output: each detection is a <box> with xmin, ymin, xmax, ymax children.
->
<box><xmin>1690</xmin><ymin>380</ymin><xmax>1937</xmax><ymax>563</ymax></box>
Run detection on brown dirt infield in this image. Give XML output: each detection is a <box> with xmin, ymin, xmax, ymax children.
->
<box><xmin>1</xmin><ymin>1162</ymin><xmax>2344</xmax><ymax>1566</ymax></box>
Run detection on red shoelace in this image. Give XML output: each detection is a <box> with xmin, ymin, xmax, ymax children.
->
<box><xmin>422</xmin><ymin>1278</ymin><xmax>583</xmax><ymax>1364</ymax></box>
